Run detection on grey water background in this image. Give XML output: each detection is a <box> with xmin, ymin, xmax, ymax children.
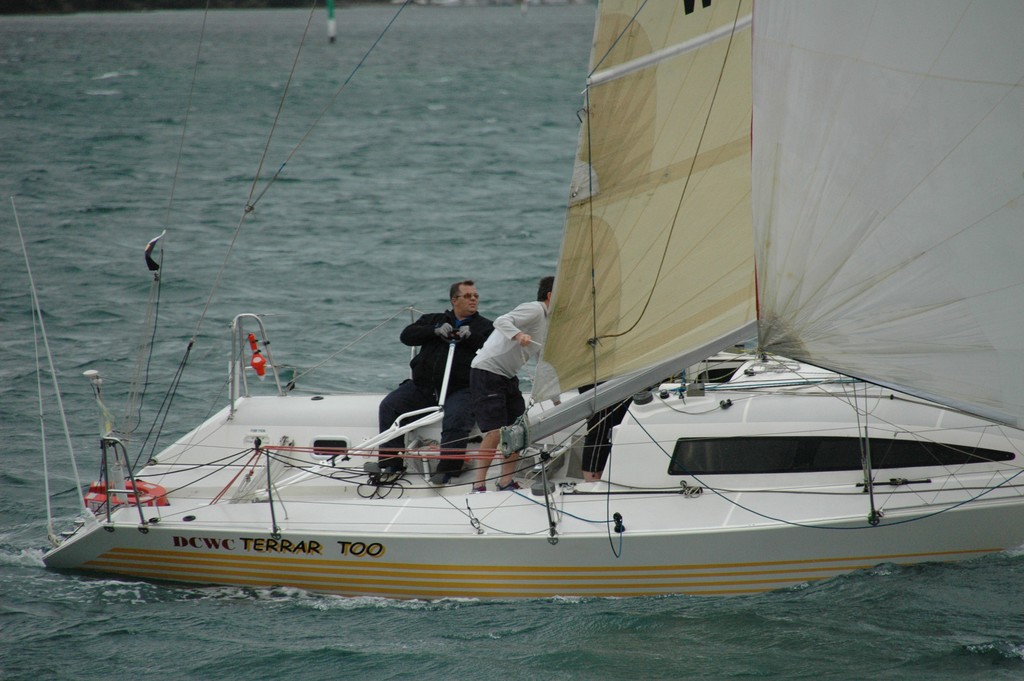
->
<box><xmin>2</xmin><ymin>6</ymin><xmax>1023</xmax><ymax>680</ymax></box>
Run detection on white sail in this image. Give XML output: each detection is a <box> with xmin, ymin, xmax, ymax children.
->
<box><xmin>752</xmin><ymin>1</ymin><xmax>1024</xmax><ymax>428</ymax></box>
<box><xmin>535</xmin><ymin>0</ymin><xmax>755</xmax><ymax>401</ymax></box>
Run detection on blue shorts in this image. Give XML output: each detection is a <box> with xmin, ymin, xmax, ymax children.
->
<box><xmin>470</xmin><ymin>368</ymin><xmax>526</xmax><ymax>432</ymax></box>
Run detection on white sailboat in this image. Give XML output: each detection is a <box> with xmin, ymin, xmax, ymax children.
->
<box><xmin>40</xmin><ymin>0</ymin><xmax>1024</xmax><ymax>599</ymax></box>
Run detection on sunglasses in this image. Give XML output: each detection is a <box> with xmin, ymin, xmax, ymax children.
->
<box><xmin>456</xmin><ymin>293</ymin><xmax>480</xmax><ymax>300</ymax></box>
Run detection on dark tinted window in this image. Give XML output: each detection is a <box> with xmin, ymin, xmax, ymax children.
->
<box><xmin>669</xmin><ymin>437</ymin><xmax>1015</xmax><ymax>475</ymax></box>
<box><xmin>312</xmin><ymin>439</ymin><xmax>348</xmax><ymax>459</ymax></box>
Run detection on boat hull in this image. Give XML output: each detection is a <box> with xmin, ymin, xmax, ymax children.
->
<box><xmin>45</xmin><ymin>499</ymin><xmax>1024</xmax><ymax>599</ymax></box>
<box><xmin>43</xmin><ymin>372</ymin><xmax>1024</xmax><ymax>599</ymax></box>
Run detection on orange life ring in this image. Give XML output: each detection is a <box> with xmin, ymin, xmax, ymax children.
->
<box><xmin>84</xmin><ymin>479</ymin><xmax>169</xmax><ymax>514</ymax></box>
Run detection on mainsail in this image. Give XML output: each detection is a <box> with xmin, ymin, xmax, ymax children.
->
<box><xmin>752</xmin><ymin>1</ymin><xmax>1024</xmax><ymax>428</ymax></box>
<box><xmin>534</xmin><ymin>0</ymin><xmax>756</xmax><ymax>402</ymax></box>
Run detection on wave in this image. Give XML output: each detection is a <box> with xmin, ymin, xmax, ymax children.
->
<box><xmin>92</xmin><ymin>70</ymin><xmax>139</xmax><ymax>81</ymax></box>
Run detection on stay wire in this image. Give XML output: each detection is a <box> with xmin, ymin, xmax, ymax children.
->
<box><xmin>579</xmin><ymin>0</ymin><xmax>642</xmax><ymax>375</ymax></box>
<box><xmin>13</xmin><ymin>197</ymin><xmax>88</xmax><ymax>518</ymax></box>
<box><xmin>152</xmin><ymin>2</ymin><xmax>416</xmax><ymax>447</ymax></box>
<box><xmin>132</xmin><ymin>340</ymin><xmax>195</xmax><ymax>469</ymax></box>
<box><xmin>189</xmin><ymin>0</ymin><xmax>410</xmax><ymax>347</ymax></box>
<box><xmin>247</xmin><ymin>0</ymin><xmax>414</xmax><ymax>213</ymax></box>
<box><xmin>600</xmin><ymin>406</ymin><xmax>624</xmax><ymax>557</ymax></box>
<box><xmin>581</xmin><ymin>87</ymin><xmax>601</xmax><ymax>402</ymax></box>
<box><xmin>244</xmin><ymin>0</ymin><xmax>319</xmax><ymax>212</ymax></box>
<box><xmin>114</xmin><ymin>3</ymin><xmax>210</xmax><ymax>468</ymax></box>
<box><xmin>187</xmin><ymin>3</ymin><xmax>317</xmax><ymax>346</ymax></box>
<box><xmin>164</xmin><ymin>0</ymin><xmax>211</xmax><ymax>230</ymax></box>
<box><xmin>120</xmin><ymin>2</ymin><xmax>221</xmax><ymax>467</ymax></box>
<box><xmin>123</xmin><ymin>247</ymin><xmax>163</xmax><ymax>443</ymax></box>
<box><xmin>290</xmin><ymin>305</ymin><xmax>417</xmax><ymax>385</ymax></box>
<box><xmin>588</xmin><ymin>0</ymin><xmax>648</xmax><ymax>78</ymax></box>
<box><xmin>32</xmin><ymin>285</ymin><xmax>55</xmax><ymax>540</ymax></box>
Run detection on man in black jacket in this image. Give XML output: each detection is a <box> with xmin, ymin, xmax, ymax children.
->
<box><xmin>377</xmin><ymin>280</ymin><xmax>493</xmax><ymax>482</ymax></box>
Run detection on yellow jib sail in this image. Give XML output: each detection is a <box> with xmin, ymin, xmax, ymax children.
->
<box><xmin>537</xmin><ymin>0</ymin><xmax>755</xmax><ymax>400</ymax></box>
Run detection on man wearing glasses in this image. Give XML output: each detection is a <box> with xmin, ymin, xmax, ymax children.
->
<box><xmin>377</xmin><ymin>280</ymin><xmax>493</xmax><ymax>483</ymax></box>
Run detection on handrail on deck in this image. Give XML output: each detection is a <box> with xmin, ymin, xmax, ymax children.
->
<box><xmin>229</xmin><ymin>314</ymin><xmax>286</xmax><ymax>417</ymax></box>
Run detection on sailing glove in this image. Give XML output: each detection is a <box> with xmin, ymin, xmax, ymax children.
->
<box><xmin>435</xmin><ymin>323</ymin><xmax>454</xmax><ymax>339</ymax></box>
<box><xmin>455</xmin><ymin>327</ymin><xmax>471</xmax><ymax>341</ymax></box>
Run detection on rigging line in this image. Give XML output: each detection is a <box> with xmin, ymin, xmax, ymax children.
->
<box><xmin>133</xmin><ymin>341</ymin><xmax>195</xmax><ymax>468</ymax></box>
<box><xmin>574</xmin><ymin>0</ymin><xmax>648</xmax><ymax>373</ymax></box>
<box><xmin>136</xmin><ymin>368</ymin><xmax>231</xmax><ymax>471</ymax></box>
<box><xmin>189</xmin><ymin>212</ymin><xmax>244</xmax><ymax>345</ymax></box>
<box><xmin>13</xmin><ymin>197</ymin><xmax>88</xmax><ymax>516</ymax></box>
<box><xmin>123</xmin><ymin>8</ymin><xmax>204</xmax><ymax>455</ymax></box>
<box><xmin>189</xmin><ymin>1</ymin><xmax>411</xmax><ymax>349</ymax></box>
<box><xmin>736</xmin><ymin>355</ymin><xmax>910</xmax><ymax>434</ymax></box>
<box><xmin>141</xmin><ymin>449</ymin><xmax>260</xmax><ymax>479</ymax></box>
<box><xmin>854</xmin><ymin>381</ymin><xmax>881</xmax><ymax>522</ymax></box>
<box><xmin>32</xmin><ymin>296</ymin><xmax>55</xmax><ymax>541</ymax></box>
<box><xmin>827</xmin><ymin>377</ymin><xmax>1024</xmax><ymax>476</ymax></box>
<box><xmin>588</xmin><ymin>0</ymin><xmax>648</xmax><ymax>79</ymax></box>
<box><xmin>602</xmin><ymin>419</ymin><xmax>621</xmax><ymax>556</ymax></box>
<box><xmin>246</xmin><ymin>0</ymin><xmax>414</xmax><ymax>212</ymax></box>
<box><xmin>164</xmin><ymin>0</ymin><xmax>212</xmax><ymax>229</ymax></box>
<box><xmin>630</xmin><ymin>404</ymin><xmax>1024</xmax><ymax>532</ymax></box>
<box><xmin>123</xmin><ymin>247</ymin><xmax>164</xmax><ymax>442</ymax></box>
<box><xmin>464</xmin><ymin>494</ymin><xmax>555</xmax><ymax>537</ymax></box>
<box><xmin>578</xmin><ymin>0</ymin><xmax>645</xmax><ymax>368</ymax></box>
<box><xmin>246</xmin><ymin>0</ymin><xmax>318</xmax><ymax>210</ymax></box>
<box><xmin>861</xmin><ymin>467</ymin><xmax>1024</xmax><ymax>529</ymax></box>
<box><xmin>133</xmin><ymin>4</ymin><xmax>207</xmax><ymax>442</ymax></box>
<box><xmin>211</xmin><ymin>449</ymin><xmax>262</xmax><ymax>504</ymax></box>
<box><xmin>186</xmin><ymin>2</ymin><xmax>319</xmax><ymax>344</ymax></box>
<box><xmin>505</xmin><ymin>489</ymin><xmax>618</xmax><ymax>527</ymax></box>
<box><xmin>596</xmin><ymin>0</ymin><xmax>746</xmax><ymax>343</ymax></box>
<box><xmin>291</xmin><ymin>305</ymin><xmax>415</xmax><ymax>384</ymax></box>
<box><xmin>582</xmin><ymin>86</ymin><xmax>600</xmax><ymax>394</ymax></box>
<box><xmin>137</xmin><ymin>248</ymin><xmax>164</xmax><ymax>422</ymax></box>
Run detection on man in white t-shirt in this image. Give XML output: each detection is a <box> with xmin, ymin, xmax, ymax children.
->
<box><xmin>469</xmin><ymin>275</ymin><xmax>554</xmax><ymax>492</ymax></box>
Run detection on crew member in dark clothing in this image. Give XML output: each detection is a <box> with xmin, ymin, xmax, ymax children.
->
<box><xmin>377</xmin><ymin>280</ymin><xmax>493</xmax><ymax>483</ymax></box>
<box><xmin>578</xmin><ymin>384</ymin><xmax>631</xmax><ymax>481</ymax></box>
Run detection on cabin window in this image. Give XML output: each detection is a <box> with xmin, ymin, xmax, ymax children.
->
<box><xmin>695</xmin><ymin>366</ymin><xmax>741</xmax><ymax>384</ymax></box>
<box><xmin>312</xmin><ymin>439</ymin><xmax>349</xmax><ymax>461</ymax></box>
<box><xmin>668</xmin><ymin>436</ymin><xmax>1015</xmax><ymax>475</ymax></box>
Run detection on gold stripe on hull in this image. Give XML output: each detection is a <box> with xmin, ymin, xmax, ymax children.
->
<box><xmin>81</xmin><ymin>546</ymin><xmax>998</xmax><ymax>599</ymax></box>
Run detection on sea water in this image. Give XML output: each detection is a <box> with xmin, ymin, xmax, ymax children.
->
<box><xmin>1</xmin><ymin>6</ymin><xmax>1023</xmax><ymax>680</ymax></box>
